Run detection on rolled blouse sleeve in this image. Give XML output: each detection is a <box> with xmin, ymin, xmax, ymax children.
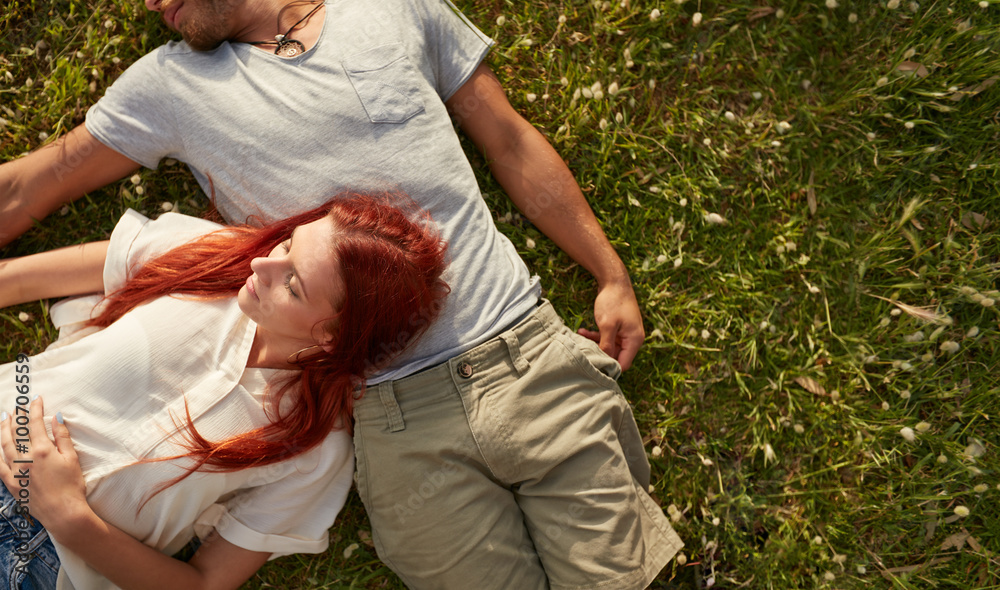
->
<box><xmin>103</xmin><ymin>209</ymin><xmax>226</xmax><ymax>293</ymax></box>
<box><xmin>194</xmin><ymin>429</ymin><xmax>355</xmax><ymax>557</ymax></box>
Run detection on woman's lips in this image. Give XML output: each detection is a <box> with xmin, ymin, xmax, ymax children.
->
<box><xmin>246</xmin><ymin>276</ymin><xmax>259</xmax><ymax>301</ymax></box>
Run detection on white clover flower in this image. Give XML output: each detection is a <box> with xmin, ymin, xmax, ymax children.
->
<box><xmin>966</xmin><ymin>326</ymin><xmax>980</xmax><ymax>338</ymax></box>
<box><xmin>903</xmin><ymin>331</ymin><xmax>924</xmax><ymax>343</ymax></box>
<box><xmin>784</xmin><ymin>241</ymin><xmax>797</xmax><ymax>252</ymax></box>
<box><xmin>832</xmin><ymin>553</ymin><xmax>847</xmax><ymax>565</ymax></box>
<box><xmin>887</xmin><ymin>0</ymin><xmax>900</xmax><ymax>9</ymax></box>
<box><xmin>679</xmin><ymin>198</ymin><xmax>688</xmax><ymax>207</ymax></box>
<box><xmin>724</xmin><ymin>111</ymin><xmax>736</xmax><ymax>122</ymax></box>
<box><xmin>866</xmin><ymin>132</ymin><xmax>876</xmax><ymax>140</ymax></box>
<box><xmin>879</xmin><ymin>318</ymin><xmax>891</xmax><ymax>328</ymax></box>
<box><xmin>161</xmin><ymin>202</ymin><xmax>174</xmax><ymax>212</ymax></box>
<box><xmin>560</xmin><ymin>77</ymin><xmax>569</xmax><ymax>86</ymax></box>
<box><xmin>826</xmin><ymin>0</ymin><xmax>838</xmax><ymax>7</ymax></box>
<box><xmin>775</xmin><ymin>8</ymin><xmax>785</xmax><ymax>18</ymax></box>
<box><xmin>763</xmin><ymin>443</ymin><xmax>777</xmax><ymax>463</ymax></box>
<box><xmin>807</xmin><ymin>283</ymin><xmax>820</xmax><ymax>294</ymax></box>
<box><xmin>813</xmin><ymin>535</ymin><xmax>823</xmax><ymax>545</ymax></box>
<box><xmin>981</xmin><ymin>298</ymin><xmax>995</xmax><ymax>307</ymax></box>
<box><xmin>608</xmin><ymin>82</ymin><xmax>619</xmax><ymax>95</ymax></box>
<box><xmin>801</xmin><ymin>79</ymin><xmax>812</xmax><ymax>91</ymax></box>
<box><xmin>921</xmin><ymin>352</ymin><xmax>933</xmax><ymax>363</ymax></box>
<box><xmin>650</xmin><ymin>8</ymin><xmax>661</xmax><ymax>20</ymax></box>
<box><xmin>130</xmin><ymin>174</ymin><xmax>142</xmax><ymax>185</ymax></box>
<box><xmin>900</xmin><ymin>427</ymin><xmax>916</xmax><ymax>442</ymax></box>
<box><xmin>901</xmin><ymin>361</ymin><xmax>913</xmax><ymax>371</ymax></box>
<box><xmin>599</xmin><ymin>118</ymin><xmax>608</xmax><ymax>130</ymax></box>
<box><xmin>882</xmin><ymin>401</ymin><xmax>890</xmax><ymax>411</ymax></box>
<box><xmin>938</xmin><ymin>454</ymin><xmax>948</xmax><ymax>464</ymax></box>
<box><xmin>692</xmin><ymin>12</ymin><xmax>702</xmax><ymax>26</ymax></box>
<box><xmin>521</xmin><ymin>38</ymin><xmax>533</xmax><ymax>46</ymax></box>
<box><xmin>963</xmin><ymin>440</ymin><xmax>985</xmax><ymax>458</ymax></box>
<box><xmin>37</xmin><ymin>131</ymin><xmax>48</xmax><ymax>141</ymax></box>
<box><xmin>794</xmin><ymin>424</ymin><xmax>805</xmax><ymax>434</ymax></box>
<box><xmin>876</xmin><ymin>77</ymin><xmax>889</xmax><ymax>87</ymax></box>
<box><xmin>777</xmin><ymin>121</ymin><xmax>792</xmax><ymax>134</ymax></box>
<box><xmin>496</xmin><ymin>15</ymin><xmax>506</xmax><ymax>25</ymax></box>
<box><xmin>343</xmin><ymin>542</ymin><xmax>360</xmax><ymax>558</ymax></box>
<box><xmin>673</xmin><ymin>257</ymin><xmax>682</xmax><ymax>268</ymax></box>
<box><xmin>702</xmin><ymin>137</ymin><xmax>712</xmax><ymax>146</ymax></box>
<box><xmin>971</xmin><ymin>293</ymin><xmax>985</xmax><ymax>303</ymax></box>
<box><xmin>615</xmin><ymin>112</ymin><xmax>623</xmax><ymax>123</ymax></box>
<box><xmin>688</xmin><ymin>328</ymin><xmax>698</xmax><ymax>338</ymax></box>
<box><xmin>900</xmin><ymin>390</ymin><xmax>911</xmax><ymax>400</ymax></box>
<box><xmin>135</xmin><ymin>186</ymin><xmax>145</xmax><ymax>195</ymax></box>
<box><xmin>649</xmin><ymin>79</ymin><xmax>656</xmax><ymax>89</ymax></box>
<box><xmin>953</xmin><ymin>505</ymin><xmax>970</xmax><ymax>518</ymax></box>
<box><xmin>823</xmin><ymin>571</ymin><xmax>835</xmax><ymax>582</ymax></box>
<box><xmin>18</xmin><ymin>312</ymin><xmax>31</xmax><ymax>323</ymax></box>
<box><xmin>676</xmin><ymin>552</ymin><xmax>687</xmax><ymax>565</ymax></box>
<box><xmin>981</xmin><ymin>1</ymin><xmax>989</xmax><ymax>7</ymax></box>
<box><xmin>752</xmin><ymin>91</ymin><xmax>763</xmax><ymax>100</ymax></box>
<box><xmin>526</xmin><ymin>93</ymin><xmax>537</xmax><ymax>103</ymax></box>
<box><xmin>651</xmin><ymin>445</ymin><xmax>663</xmax><ymax>457</ymax></box>
<box><xmin>649</xmin><ymin>186</ymin><xmax>661</xmax><ymax>193</ymax></box>
<box><xmin>771</xmin><ymin>140</ymin><xmax>782</xmax><ymax>147</ymax></box>
<box><xmin>656</xmin><ymin>254</ymin><xmax>668</xmax><ymax>264</ymax></box>
<box><xmin>915</xmin><ymin>421</ymin><xmax>931</xmax><ymax>433</ymax></box>
<box><xmin>704</xmin><ymin>212</ymin><xmax>726</xmax><ymax>225</ymax></box>
<box><xmin>974</xmin><ymin>484</ymin><xmax>988</xmax><ymax>493</ymax></box>
<box><xmin>700</xmin><ymin>329</ymin><xmax>711</xmax><ymax>340</ymax></box>
<box><xmin>849</xmin><ymin>12</ymin><xmax>858</xmax><ymax>22</ymax></box>
<box><xmin>582</xmin><ymin>87</ymin><xmax>594</xmax><ymax>99</ymax></box>
<box><xmin>940</xmin><ymin>340</ymin><xmax>960</xmax><ymax>354</ymax></box>
<box><xmin>904</xmin><ymin>121</ymin><xmax>915</xmax><ymax>129</ymax></box>
<box><xmin>525</xmin><ymin>238</ymin><xmax>536</xmax><ymax>249</ymax></box>
<box><xmin>969</xmin><ymin>163</ymin><xmax>978</xmax><ymax>169</ymax></box>
<box><xmin>558</xmin><ymin>14</ymin><xmax>567</xmax><ymax>23</ymax></box>
<box><xmin>700</xmin><ymin>455</ymin><xmax>714</xmax><ymax>466</ymax></box>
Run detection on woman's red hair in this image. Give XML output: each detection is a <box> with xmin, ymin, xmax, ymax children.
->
<box><xmin>88</xmin><ymin>192</ymin><xmax>448</xmax><ymax>478</ymax></box>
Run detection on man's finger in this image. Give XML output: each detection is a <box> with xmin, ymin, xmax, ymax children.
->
<box><xmin>598</xmin><ymin>322</ymin><xmax>621</xmax><ymax>361</ymax></box>
<box><xmin>577</xmin><ymin>328</ymin><xmax>601</xmax><ymax>343</ymax></box>
<box><xmin>617</xmin><ymin>334</ymin><xmax>641</xmax><ymax>371</ymax></box>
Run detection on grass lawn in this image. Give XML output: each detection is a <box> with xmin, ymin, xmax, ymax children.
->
<box><xmin>3</xmin><ymin>0</ymin><xmax>999</xmax><ymax>588</ymax></box>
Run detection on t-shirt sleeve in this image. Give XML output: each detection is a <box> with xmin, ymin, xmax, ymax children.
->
<box><xmin>103</xmin><ymin>209</ymin><xmax>225</xmax><ymax>294</ymax></box>
<box><xmin>85</xmin><ymin>47</ymin><xmax>185</xmax><ymax>170</ymax></box>
<box><xmin>414</xmin><ymin>0</ymin><xmax>494</xmax><ymax>101</ymax></box>
<box><xmin>196</xmin><ymin>429</ymin><xmax>355</xmax><ymax>557</ymax></box>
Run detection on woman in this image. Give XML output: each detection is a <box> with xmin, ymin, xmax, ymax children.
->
<box><xmin>0</xmin><ymin>192</ymin><xmax>449</xmax><ymax>590</ymax></box>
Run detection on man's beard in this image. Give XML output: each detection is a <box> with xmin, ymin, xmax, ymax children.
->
<box><xmin>165</xmin><ymin>0</ymin><xmax>240</xmax><ymax>51</ymax></box>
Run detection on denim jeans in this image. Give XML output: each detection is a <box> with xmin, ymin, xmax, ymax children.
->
<box><xmin>0</xmin><ymin>484</ymin><xmax>60</xmax><ymax>590</ymax></box>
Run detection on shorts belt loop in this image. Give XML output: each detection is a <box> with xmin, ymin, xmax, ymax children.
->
<box><xmin>499</xmin><ymin>332</ymin><xmax>530</xmax><ymax>377</ymax></box>
<box><xmin>376</xmin><ymin>381</ymin><xmax>406</xmax><ymax>432</ymax></box>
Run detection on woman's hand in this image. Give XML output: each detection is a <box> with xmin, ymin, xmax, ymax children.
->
<box><xmin>0</xmin><ymin>396</ymin><xmax>91</xmax><ymax>531</ymax></box>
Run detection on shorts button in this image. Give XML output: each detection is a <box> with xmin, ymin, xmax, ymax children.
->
<box><xmin>457</xmin><ymin>363</ymin><xmax>474</xmax><ymax>378</ymax></box>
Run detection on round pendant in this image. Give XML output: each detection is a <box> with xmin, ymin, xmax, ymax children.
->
<box><xmin>276</xmin><ymin>39</ymin><xmax>305</xmax><ymax>57</ymax></box>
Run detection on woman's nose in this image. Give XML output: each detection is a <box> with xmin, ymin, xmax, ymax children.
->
<box><xmin>145</xmin><ymin>0</ymin><xmax>162</xmax><ymax>12</ymax></box>
<box><xmin>250</xmin><ymin>258</ymin><xmax>272</xmax><ymax>284</ymax></box>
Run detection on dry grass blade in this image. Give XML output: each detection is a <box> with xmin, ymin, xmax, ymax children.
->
<box><xmin>896</xmin><ymin>60</ymin><xmax>930</xmax><ymax>78</ymax></box>
<box><xmin>793</xmin><ymin>376</ymin><xmax>826</xmax><ymax>396</ymax></box>
<box><xmin>865</xmin><ymin>294</ymin><xmax>950</xmax><ymax>324</ymax></box>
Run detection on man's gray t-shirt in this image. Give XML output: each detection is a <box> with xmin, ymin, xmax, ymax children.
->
<box><xmin>86</xmin><ymin>0</ymin><xmax>541</xmax><ymax>380</ymax></box>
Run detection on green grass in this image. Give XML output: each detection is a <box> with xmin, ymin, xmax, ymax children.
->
<box><xmin>3</xmin><ymin>0</ymin><xmax>1000</xmax><ymax>588</ymax></box>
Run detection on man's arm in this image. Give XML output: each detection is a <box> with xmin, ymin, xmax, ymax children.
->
<box><xmin>0</xmin><ymin>240</ymin><xmax>110</xmax><ymax>308</ymax></box>
<box><xmin>0</xmin><ymin>125</ymin><xmax>140</xmax><ymax>247</ymax></box>
<box><xmin>446</xmin><ymin>63</ymin><xmax>645</xmax><ymax>370</ymax></box>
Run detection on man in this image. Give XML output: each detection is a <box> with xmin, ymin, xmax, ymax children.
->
<box><xmin>0</xmin><ymin>0</ymin><xmax>683</xmax><ymax>587</ymax></box>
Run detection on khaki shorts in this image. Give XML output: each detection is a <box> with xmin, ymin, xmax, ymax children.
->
<box><xmin>354</xmin><ymin>301</ymin><xmax>683</xmax><ymax>589</ymax></box>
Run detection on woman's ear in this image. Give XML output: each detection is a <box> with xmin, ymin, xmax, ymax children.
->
<box><xmin>320</xmin><ymin>331</ymin><xmax>336</xmax><ymax>353</ymax></box>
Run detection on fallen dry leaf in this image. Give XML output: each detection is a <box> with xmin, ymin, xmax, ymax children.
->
<box><xmin>896</xmin><ymin>60</ymin><xmax>930</xmax><ymax>78</ymax></box>
<box><xmin>748</xmin><ymin>6</ymin><xmax>776</xmax><ymax>21</ymax></box>
<box><xmin>793</xmin><ymin>376</ymin><xmax>826</xmax><ymax>396</ymax></box>
<box><xmin>961</xmin><ymin>211</ymin><xmax>987</xmax><ymax>230</ymax></box>
<box><xmin>806</xmin><ymin>170</ymin><xmax>817</xmax><ymax>216</ymax></box>
<box><xmin>949</xmin><ymin>76</ymin><xmax>998</xmax><ymax>101</ymax></box>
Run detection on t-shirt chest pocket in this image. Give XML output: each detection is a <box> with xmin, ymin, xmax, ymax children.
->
<box><xmin>343</xmin><ymin>43</ymin><xmax>426</xmax><ymax>124</ymax></box>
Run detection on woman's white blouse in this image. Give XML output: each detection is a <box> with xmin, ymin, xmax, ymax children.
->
<box><xmin>0</xmin><ymin>210</ymin><xmax>354</xmax><ymax>590</ymax></box>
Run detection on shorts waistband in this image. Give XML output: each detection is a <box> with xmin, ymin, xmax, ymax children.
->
<box><xmin>356</xmin><ymin>299</ymin><xmax>562</xmax><ymax>431</ymax></box>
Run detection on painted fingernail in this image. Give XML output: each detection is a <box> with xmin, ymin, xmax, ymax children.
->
<box><xmin>56</xmin><ymin>412</ymin><xmax>64</xmax><ymax>425</ymax></box>
<box><xmin>0</xmin><ymin>411</ymin><xmax>6</xmax><ymax>421</ymax></box>
<box><xmin>31</xmin><ymin>394</ymin><xmax>39</xmax><ymax>401</ymax></box>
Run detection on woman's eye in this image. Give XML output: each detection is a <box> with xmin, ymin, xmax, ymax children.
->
<box><xmin>284</xmin><ymin>274</ymin><xmax>299</xmax><ymax>298</ymax></box>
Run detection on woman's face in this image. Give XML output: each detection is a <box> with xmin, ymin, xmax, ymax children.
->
<box><xmin>237</xmin><ymin>215</ymin><xmax>343</xmax><ymax>349</ymax></box>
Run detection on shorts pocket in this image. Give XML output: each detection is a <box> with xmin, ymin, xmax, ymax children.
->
<box><xmin>343</xmin><ymin>43</ymin><xmax>425</xmax><ymax>124</ymax></box>
<box><xmin>571</xmin><ymin>332</ymin><xmax>623</xmax><ymax>384</ymax></box>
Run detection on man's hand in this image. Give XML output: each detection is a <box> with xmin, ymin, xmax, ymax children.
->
<box><xmin>0</xmin><ymin>396</ymin><xmax>90</xmax><ymax>531</ymax></box>
<box><xmin>577</xmin><ymin>280</ymin><xmax>645</xmax><ymax>371</ymax></box>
